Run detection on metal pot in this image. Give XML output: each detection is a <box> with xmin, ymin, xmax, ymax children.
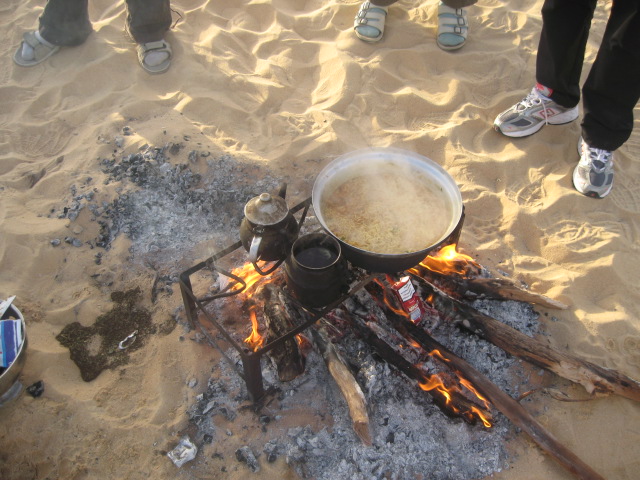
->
<box><xmin>284</xmin><ymin>233</ymin><xmax>349</xmax><ymax>308</ymax></box>
<box><xmin>311</xmin><ymin>147</ymin><xmax>464</xmax><ymax>273</ymax></box>
<box><xmin>0</xmin><ymin>302</ymin><xmax>27</xmax><ymax>405</ymax></box>
<box><xmin>240</xmin><ymin>185</ymin><xmax>300</xmax><ymax>269</ymax></box>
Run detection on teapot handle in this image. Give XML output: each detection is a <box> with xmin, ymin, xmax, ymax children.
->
<box><xmin>248</xmin><ymin>235</ymin><xmax>262</xmax><ymax>262</ymax></box>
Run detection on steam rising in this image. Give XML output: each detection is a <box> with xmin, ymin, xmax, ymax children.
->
<box><xmin>320</xmin><ymin>160</ymin><xmax>454</xmax><ymax>254</ymax></box>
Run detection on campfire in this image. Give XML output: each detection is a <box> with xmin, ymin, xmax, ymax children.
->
<box><xmin>179</xmin><ymin>195</ymin><xmax>640</xmax><ymax>480</ymax></box>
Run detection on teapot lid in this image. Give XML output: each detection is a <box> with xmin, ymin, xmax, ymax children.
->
<box><xmin>244</xmin><ymin>193</ymin><xmax>289</xmax><ymax>226</ymax></box>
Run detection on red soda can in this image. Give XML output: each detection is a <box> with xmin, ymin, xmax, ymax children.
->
<box><xmin>391</xmin><ymin>276</ymin><xmax>425</xmax><ymax>323</ymax></box>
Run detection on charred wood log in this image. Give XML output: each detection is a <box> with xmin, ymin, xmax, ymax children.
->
<box><xmin>255</xmin><ymin>283</ymin><xmax>305</xmax><ymax>382</ymax></box>
<box><xmin>412</xmin><ymin>264</ymin><xmax>568</xmax><ymax>310</ymax></box>
<box><xmin>311</xmin><ymin>324</ymin><xmax>372</xmax><ymax>445</ymax></box>
<box><xmin>340</xmin><ymin>300</ymin><xmax>493</xmax><ymax>426</ymax></box>
<box><xmin>412</xmin><ymin>275</ymin><xmax>640</xmax><ymax>403</ymax></box>
<box><xmin>367</xmin><ymin>282</ymin><xmax>605</xmax><ymax>480</ymax></box>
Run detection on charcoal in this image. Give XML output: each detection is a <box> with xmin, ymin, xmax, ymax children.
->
<box><xmin>235</xmin><ymin>446</ymin><xmax>259</xmax><ymax>472</ymax></box>
<box><xmin>26</xmin><ymin>380</ymin><xmax>45</xmax><ymax>398</ymax></box>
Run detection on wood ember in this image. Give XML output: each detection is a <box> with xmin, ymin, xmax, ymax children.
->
<box><xmin>365</xmin><ymin>280</ymin><xmax>606</xmax><ymax>480</ymax></box>
<box><xmin>415</xmin><ymin>258</ymin><xmax>568</xmax><ymax>310</ymax></box>
<box><xmin>411</xmin><ymin>272</ymin><xmax>640</xmax><ymax>402</ymax></box>
<box><xmin>255</xmin><ymin>283</ymin><xmax>305</xmax><ymax>382</ymax></box>
<box><xmin>185</xmin><ymin>243</ymin><xmax>633</xmax><ymax>480</ymax></box>
<box><xmin>311</xmin><ymin>324</ymin><xmax>372</xmax><ymax>445</ymax></box>
<box><xmin>188</xmin><ymin>310</ymin><xmax>515</xmax><ymax>480</ymax></box>
<box><xmin>341</xmin><ymin>292</ymin><xmax>492</xmax><ymax>426</ymax></box>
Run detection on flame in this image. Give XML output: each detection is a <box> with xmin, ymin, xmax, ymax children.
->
<box><xmin>459</xmin><ymin>378</ymin><xmax>490</xmax><ymax>406</ymax></box>
<box><xmin>419</xmin><ymin>374</ymin><xmax>453</xmax><ymax>405</ymax></box>
<box><xmin>470</xmin><ymin>406</ymin><xmax>492</xmax><ymax>428</ymax></box>
<box><xmin>419</xmin><ymin>372</ymin><xmax>492</xmax><ymax>427</ymax></box>
<box><xmin>417</xmin><ymin>350</ymin><xmax>492</xmax><ymax>427</ymax></box>
<box><xmin>230</xmin><ymin>262</ymin><xmax>274</xmax><ymax>351</ymax></box>
<box><xmin>412</xmin><ymin>244</ymin><xmax>480</xmax><ymax>276</ymax></box>
<box><xmin>244</xmin><ymin>307</ymin><xmax>265</xmax><ymax>351</ymax></box>
<box><xmin>429</xmin><ymin>349</ymin><xmax>450</xmax><ymax>363</ymax></box>
<box><xmin>371</xmin><ymin>275</ymin><xmax>491</xmax><ymax>427</ymax></box>
<box><xmin>376</xmin><ymin>277</ymin><xmax>413</xmax><ymax>319</ymax></box>
<box><xmin>295</xmin><ymin>333</ymin><xmax>313</xmax><ymax>355</ymax></box>
<box><xmin>230</xmin><ymin>262</ymin><xmax>269</xmax><ymax>296</ymax></box>
<box><xmin>460</xmin><ymin>378</ymin><xmax>492</xmax><ymax>427</ymax></box>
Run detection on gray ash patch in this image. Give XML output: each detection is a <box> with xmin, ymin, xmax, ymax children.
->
<box><xmin>186</xmin><ymin>290</ymin><xmax>542</xmax><ymax>480</ymax></box>
<box><xmin>293</xmin><ymin>337</ymin><xmax>511</xmax><ymax>480</ymax></box>
<box><xmin>428</xmin><ymin>299</ymin><xmax>540</xmax><ymax>399</ymax></box>
<box><xmin>54</xmin><ymin>141</ymin><xmax>282</xmax><ymax>264</ymax></box>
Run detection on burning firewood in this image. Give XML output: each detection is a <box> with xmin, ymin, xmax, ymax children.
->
<box><xmin>412</xmin><ymin>245</ymin><xmax>568</xmax><ymax>310</ymax></box>
<box><xmin>254</xmin><ymin>283</ymin><xmax>305</xmax><ymax>382</ymax></box>
<box><xmin>310</xmin><ymin>323</ymin><xmax>372</xmax><ymax>446</ymax></box>
<box><xmin>340</xmin><ymin>295</ymin><xmax>493</xmax><ymax>427</ymax></box>
<box><xmin>367</xmin><ymin>280</ymin><xmax>605</xmax><ymax>480</ymax></box>
<box><xmin>411</xmin><ymin>276</ymin><xmax>640</xmax><ymax>403</ymax></box>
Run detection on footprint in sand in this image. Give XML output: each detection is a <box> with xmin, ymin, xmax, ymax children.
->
<box><xmin>0</xmin><ymin>60</ymin><xmax>10</xmax><ymax>86</ymax></box>
<box><xmin>621</xmin><ymin>336</ymin><xmax>640</xmax><ymax>366</ymax></box>
<box><xmin>609</xmin><ymin>178</ymin><xmax>640</xmax><ymax>214</ymax></box>
<box><xmin>11</xmin><ymin>120</ymin><xmax>74</xmax><ymax>157</ymax></box>
<box><xmin>504</xmin><ymin>178</ymin><xmax>544</xmax><ymax>208</ymax></box>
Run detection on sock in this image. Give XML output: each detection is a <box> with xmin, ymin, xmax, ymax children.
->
<box><xmin>21</xmin><ymin>31</ymin><xmax>56</xmax><ymax>61</ymax></box>
<box><xmin>535</xmin><ymin>83</ymin><xmax>553</xmax><ymax>99</ymax></box>
<box><xmin>143</xmin><ymin>44</ymin><xmax>170</xmax><ymax>67</ymax></box>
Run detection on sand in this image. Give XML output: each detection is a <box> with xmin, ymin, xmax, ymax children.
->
<box><xmin>1</xmin><ymin>0</ymin><xmax>639</xmax><ymax>478</ymax></box>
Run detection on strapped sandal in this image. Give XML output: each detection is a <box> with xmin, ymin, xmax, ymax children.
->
<box><xmin>13</xmin><ymin>31</ymin><xmax>60</xmax><ymax>67</ymax></box>
<box><xmin>437</xmin><ymin>2</ymin><xmax>469</xmax><ymax>51</ymax></box>
<box><xmin>353</xmin><ymin>1</ymin><xmax>388</xmax><ymax>43</ymax></box>
<box><xmin>137</xmin><ymin>39</ymin><xmax>172</xmax><ymax>74</ymax></box>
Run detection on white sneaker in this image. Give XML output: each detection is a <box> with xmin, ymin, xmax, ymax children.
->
<box><xmin>572</xmin><ymin>137</ymin><xmax>614</xmax><ymax>198</ymax></box>
<box><xmin>494</xmin><ymin>85</ymin><xmax>579</xmax><ymax>137</ymax></box>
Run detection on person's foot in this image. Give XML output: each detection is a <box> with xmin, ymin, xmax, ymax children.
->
<box><xmin>436</xmin><ymin>2</ymin><xmax>469</xmax><ymax>50</ymax></box>
<box><xmin>493</xmin><ymin>84</ymin><xmax>579</xmax><ymax>137</ymax></box>
<box><xmin>354</xmin><ymin>1</ymin><xmax>388</xmax><ymax>43</ymax></box>
<box><xmin>573</xmin><ymin>137</ymin><xmax>614</xmax><ymax>198</ymax></box>
<box><xmin>13</xmin><ymin>31</ymin><xmax>60</xmax><ymax>67</ymax></box>
<box><xmin>137</xmin><ymin>40</ymin><xmax>172</xmax><ymax>74</ymax></box>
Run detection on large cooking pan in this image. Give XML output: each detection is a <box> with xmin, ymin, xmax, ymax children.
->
<box><xmin>312</xmin><ymin>147</ymin><xmax>463</xmax><ymax>273</ymax></box>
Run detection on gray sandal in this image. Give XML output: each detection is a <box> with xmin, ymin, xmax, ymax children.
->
<box><xmin>13</xmin><ymin>31</ymin><xmax>60</xmax><ymax>67</ymax></box>
<box><xmin>354</xmin><ymin>2</ymin><xmax>388</xmax><ymax>43</ymax></box>
<box><xmin>137</xmin><ymin>40</ymin><xmax>172</xmax><ymax>74</ymax></box>
<box><xmin>437</xmin><ymin>3</ymin><xmax>469</xmax><ymax>51</ymax></box>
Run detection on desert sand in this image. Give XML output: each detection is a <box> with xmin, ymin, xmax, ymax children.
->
<box><xmin>1</xmin><ymin>0</ymin><xmax>639</xmax><ymax>479</ymax></box>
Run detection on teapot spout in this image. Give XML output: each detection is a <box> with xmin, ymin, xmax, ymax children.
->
<box><xmin>277</xmin><ymin>182</ymin><xmax>287</xmax><ymax>200</ymax></box>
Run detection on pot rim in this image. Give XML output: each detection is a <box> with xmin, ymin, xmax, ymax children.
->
<box><xmin>311</xmin><ymin>147</ymin><xmax>463</xmax><ymax>261</ymax></box>
<box><xmin>291</xmin><ymin>232</ymin><xmax>342</xmax><ymax>271</ymax></box>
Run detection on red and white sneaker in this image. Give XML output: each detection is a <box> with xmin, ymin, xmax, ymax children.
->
<box><xmin>494</xmin><ymin>85</ymin><xmax>579</xmax><ymax>137</ymax></box>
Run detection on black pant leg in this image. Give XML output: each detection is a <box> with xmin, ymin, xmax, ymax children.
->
<box><xmin>536</xmin><ymin>0</ymin><xmax>597</xmax><ymax>108</ymax></box>
<box><xmin>39</xmin><ymin>0</ymin><xmax>93</xmax><ymax>46</ymax></box>
<box><xmin>125</xmin><ymin>0</ymin><xmax>172</xmax><ymax>44</ymax></box>
<box><xmin>581</xmin><ymin>0</ymin><xmax>640</xmax><ymax>151</ymax></box>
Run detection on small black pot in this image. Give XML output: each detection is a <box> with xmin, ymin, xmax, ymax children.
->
<box><xmin>284</xmin><ymin>233</ymin><xmax>349</xmax><ymax>308</ymax></box>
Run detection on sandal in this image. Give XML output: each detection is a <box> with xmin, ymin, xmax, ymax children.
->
<box><xmin>436</xmin><ymin>2</ymin><xmax>469</xmax><ymax>51</ymax></box>
<box><xmin>137</xmin><ymin>39</ymin><xmax>172</xmax><ymax>74</ymax></box>
<box><xmin>353</xmin><ymin>1</ymin><xmax>388</xmax><ymax>43</ymax></box>
<box><xmin>13</xmin><ymin>31</ymin><xmax>60</xmax><ymax>67</ymax></box>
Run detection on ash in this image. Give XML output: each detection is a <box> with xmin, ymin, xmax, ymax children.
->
<box><xmin>190</xmin><ymin>289</ymin><xmax>540</xmax><ymax>480</ymax></box>
<box><xmin>52</xmin><ymin>139</ymin><xmax>282</xmax><ymax>266</ymax></box>
<box><xmin>52</xmin><ymin>134</ymin><xmax>542</xmax><ymax>478</ymax></box>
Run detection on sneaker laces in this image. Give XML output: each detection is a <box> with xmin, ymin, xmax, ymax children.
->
<box><xmin>581</xmin><ymin>144</ymin><xmax>612</xmax><ymax>173</ymax></box>
<box><xmin>516</xmin><ymin>87</ymin><xmax>552</xmax><ymax>125</ymax></box>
